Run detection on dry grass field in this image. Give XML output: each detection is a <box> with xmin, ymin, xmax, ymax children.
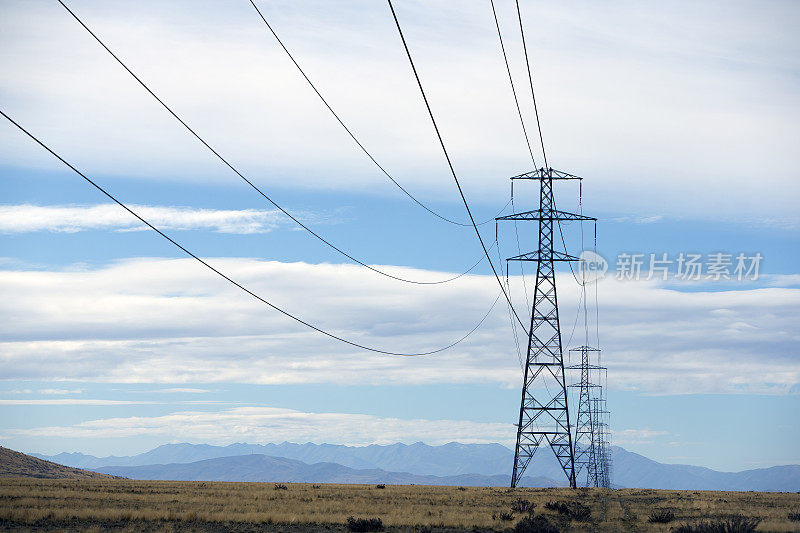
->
<box><xmin>1</xmin><ymin>478</ymin><xmax>798</xmax><ymax>532</ymax></box>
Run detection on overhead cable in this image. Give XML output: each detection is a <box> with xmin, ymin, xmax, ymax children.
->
<box><xmin>248</xmin><ymin>0</ymin><xmax>509</xmax><ymax>227</ymax></box>
<box><xmin>514</xmin><ymin>0</ymin><xmax>548</xmax><ymax>168</ymax></box>
<box><xmin>386</xmin><ymin>0</ymin><xmax>528</xmax><ymax>333</ymax></box>
<box><xmin>57</xmin><ymin>0</ymin><xmax>491</xmax><ymax>287</ymax></box>
<box><xmin>0</xmin><ymin>108</ymin><xmax>503</xmax><ymax>357</ymax></box>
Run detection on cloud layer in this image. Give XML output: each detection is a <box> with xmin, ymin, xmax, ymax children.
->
<box><xmin>1</xmin><ymin>0</ymin><xmax>797</xmax><ymax>219</ymax></box>
<box><xmin>0</xmin><ymin>204</ymin><xmax>287</xmax><ymax>234</ymax></box>
<box><xmin>1</xmin><ymin>257</ymin><xmax>797</xmax><ymax>395</ymax></box>
<box><xmin>8</xmin><ymin>406</ymin><xmax>516</xmax><ymax>447</ymax></box>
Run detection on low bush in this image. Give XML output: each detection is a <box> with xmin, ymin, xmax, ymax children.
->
<box><xmin>375</xmin><ymin>484</ymin><xmax>386</xmax><ymax>489</ymax></box>
<box><xmin>273</xmin><ymin>483</ymin><xmax>287</xmax><ymax>491</ymax></box>
<box><xmin>544</xmin><ymin>501</ymin><xmax>568</xmax><ymax>514</ymax></box>
<box><xmin>569</xmin><ymin>502</ymin><xmax>591</xmax><ymax>521</ymax></box>
<box><xmin>788</xmin><ymin>511</ymin><xmax>800</xmax><ymax>521</ymax></box>
<box><xmin>511</xmin><ymin>498</ymin><xmax>535</xmax><ymax>513</ymax></box>
<box><xmin>672</xmin><ymin>515</ymin><xmax>761</xmax><ymax>533</ymax></box>
<box><xmin>346</xmin><ymin>516</ymin><xmax>384</xmax><ymax>532</ymax></box>
<box><xmin>648</xmin><ymin>509</ymin><xmax>675</xmax><ymax>523</ymax></box>
<box><xmin>513</xmin><ymin>514</ymin><xmax>560</xmax><ymax>533</ymax></box>
<box><xmin>543</xmin><ymin>500</ymin><xmax>590</xmax><ymax>521</ymax></box>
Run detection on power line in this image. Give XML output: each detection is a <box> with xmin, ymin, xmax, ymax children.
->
<box><xmin>515</xmin><ymin>0</ymin><xmax>548</xmax><ymax>168</ymax></box>
<box><xmin>504</xmin><ymin>0</ymin><xmax>581</xmax><ymax>290</ymax></box>
<box><xmin>0</xmin><ymin>108</ymin><xmax>503</xmax><ymax>357</ymax></box>
<box><xmin>386</xmin><ymin>0</ymin><xmax>527</xmax><ymax>333</ymax></box>
<box><xmin>489</xmin><ymin>0</ymin><xmax>537</xmax><ymax>169</ymax></box>
<box><xmin>490</xmin><ymin>0</ymin><xmax>535</xmax><ymax>326</ymax></box>
<box><xmin>248</xmin><ymin>0</ymin><xmax>508</xmax><ymax>228</ymax></box>
<box><xmin>56</xmin><ymin>0</ymin><xmax>488</xmax><ymax>287</ymax></box>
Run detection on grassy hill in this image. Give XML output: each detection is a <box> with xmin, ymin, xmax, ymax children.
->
<box><xmin>0</xmin><ymin>446</ymin><xmax>114</xmax><ymax>479</ymax></box>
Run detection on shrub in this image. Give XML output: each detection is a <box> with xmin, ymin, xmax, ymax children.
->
<box><xmin>511</xmin><ymin>498</ymin><xmax>535</xmax><ymax>513</ymax></box>
<box><xmin>543</xmin><ymin>501</ymin><xmax>590</xmax><ymax>521</ymax></box>
<box><xmin>544</xmin><ymin>501</ymin><xmax>568</xmax><ymax>514</ymax></box>
<box><xmin>311</xmin><ymin>484</ymin><xmax>321</xmax><ymax>489</ymax></box>
<box><xmin>648</xmin><ymin>509</ymin><xmax>675</xmax><ymax>523</ymax></box>
<box><xmin>569</xmin><ymin>502</ymin><xmax>591</xmax><ymax>521</ymax></box>
<box><xmin>788</xmin><ymin>511</ymin><xmax>800</xmax><ymax>521</ymax></box>
<box><xmin>457</xmin><ymin>486</ymin><xmax>466</xmax><ymax>491</ymax></box>
<box><xmin>346</xmin><ymin>516</ymin><xmax>384</xmax><ymax>532</ymax></box>
<box><xmin>514</xmin><ymin>515</ymin><xmax>560</xmax><ymax>533</ymax></box>
<box><xmin>273</xmin><ymin>483</ymin><xmax>288</xmax><ymax>491</ymax></box>
<box><xmin>375</xmin><ymin>484</ymin><xmax>385</xmax><ymax>489</ymax></box>
<box><xmin>498</xmin><ymin>511</ymin><xmax>515</xmax><ymax>521</ymax></box>
<box><xmin>672</xmin><ymin>515</ymin><xmax>761</xmax><ymax>533</ymax></box>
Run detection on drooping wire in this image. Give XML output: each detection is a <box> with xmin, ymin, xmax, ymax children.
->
<box><xmin>0</xmin><ymin>108</ymin><xmax>503</xmax><ymax>357</ymax></box>
<box><xmin>489</xmin><ymin>0</ymin><xmax>537</xmax><ymax>169</ymax></box>
<box><xmin>248</xmin><ymin>0</ymin><xmax>508</xmax><ymax>228</ymax></box>
<box><xmin>515</xmin><ymin>0</ymin><xmax>548</xmax><ymax>169</ymax></box>
<box><xmin>579</xmin><ymin>183</ymin><xmax>590</xmax><ymax>348</ymax></box>
<box><xmin>56</xmin><ymin>0</ymin><xmax>490</xmax><ymax>287</ymax></box>
<box><xmin>490</xmin><ymin>0</ymin><xmax>535</xmax><ymax>324</ymax></box>
<box><xmin>497</xmin><ymin>224</ymin><xmax>525</xmax><ymax>370</ymax></box>
<box><xmin>510</xmin><ymin>184</ymin><xmax>532</xmax><ymax>323</ymax></box>
<box><xmin>594</xmin><ymin>222</ymin><xmax>601</xmax><ymax>349</ymax></box>
<box><xmin>386</xmin><ymin>0</ymin><xmax>528</xmax><ymax>333</ymax></box>
<box><xmin>563</xmin><ymin>284</ymin><xmax>585</xmax><ymax>352</ymax></box>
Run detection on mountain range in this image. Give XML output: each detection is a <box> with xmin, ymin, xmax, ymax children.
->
<box><xmin>32</xmin><ymin>442</ymin><xmax>800</xmax><ymax>491</ymax></box>
<box><xmin>93</xmin><ymin>454</ymin><xmax>561</xmax><ymax>487</ymax></box>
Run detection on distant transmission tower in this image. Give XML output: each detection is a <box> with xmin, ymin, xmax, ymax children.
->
<box><xmin>568</xmin><ymin>346</ymin><xmax>608</xmax><ymax>487</ymax></box>
<box><xmin>592</xmin><ymin>395</ymin><xmax>612</xmax><ymax>487</ymax></box>
<box><xmin>497</xmin><ymin>168</ymin><xmax>595</xmax><ymax>488</ymax></box>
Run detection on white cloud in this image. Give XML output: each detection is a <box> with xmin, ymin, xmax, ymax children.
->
<box><xmin>38</xmin><ymin>388</ymin><xmax>83</xmax><ymax>395</ymax></box>
<box><xmin>0</xmin><ymin>0</ymin><xmax>797</xmax><ymax>220</ymax></box>
<box><xmin>0</xmin><ymin>399</ymin><xmax>156</xmax><ymax>405</ymax></box>
<box><xmin>614</xmin><ymin>428</ymin><xmax>670</xmax><ymax>445</ymax></box>
<box><xmin>7</xmin><ymin>406</ymin><xmax>516</xmax><ymax>447</ymax></box>
<box><xmin>151</xmin><ymin>388</ymin><xmax>211</xmax><ymax>394</ymax></box>
<box><xmin>0</xmin><ymin>204</ymin><xmax>289</xmax><ymax>234</ymax></box>
<box><xmin>1</xmin><ymin>257</ymin><xmax>798</xmax><ymax>395</ymax></box>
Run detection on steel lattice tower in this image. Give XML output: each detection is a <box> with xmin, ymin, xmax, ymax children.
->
<box><xmin>497</xmin><ymin>168</ymin><xmax>595</xmax><ymax>488</ymax></box>
<box><xmin>567</xmin><ymin>345</ymin><xmax>608</xmax><ymax>487</ymax></box>
<box><xmin>592</xmin><ymin>396</ymin><xmax>612</xmax><ymax>488</ymax></box>
<box><xmin>567</xmin><ymin>346</ymin><xmax>606</xmax><ymax>487</ymax></box>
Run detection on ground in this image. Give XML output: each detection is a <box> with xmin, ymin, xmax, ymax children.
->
<box><xmin>0</xmin><ymin>478</ymin><xmax>798</xmax><ymax>532</ymax></box>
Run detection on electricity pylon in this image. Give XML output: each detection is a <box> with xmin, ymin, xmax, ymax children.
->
<box><xmin>497</xmin><ymin>168</ymin><xmax>595</xmax><ymax>488</ymax></box>
<box><xmin>592</xmin><ymin>396</ymin><xmax>612</xmax><ymax>488</ymax></box>
<box><xmin>567</xmin><ymin>346</ymin><xmax>606</xmax><ymax>487</ymax></box>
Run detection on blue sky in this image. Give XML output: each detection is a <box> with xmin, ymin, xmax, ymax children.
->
<box><xmin>1</xmin><ymin>0</ymin><xmax>798</xmax><ymax>474</ymax></box>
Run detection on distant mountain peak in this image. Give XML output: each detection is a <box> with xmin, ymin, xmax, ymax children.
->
<box><xmin>29</xmin><ymin>441</ymin><xmax>800</xmax><ymax>491</ymax></box>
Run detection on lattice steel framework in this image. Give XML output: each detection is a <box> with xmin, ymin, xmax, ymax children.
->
<box><xmin>592</xmin><ymin>396</ymin><xmax>612</xmax><ymax>488</ymax></box>
<box><xmin>497</xmin><ymin>168</ymin><xmax>595</xmax><ymax>488</ymax></box>
<box><xmin>567</xmin><ymin>346</ymin><xmax>606</xmax><ymax>487</ymax></box>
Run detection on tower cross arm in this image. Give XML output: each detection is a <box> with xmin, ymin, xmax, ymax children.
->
<box><xmin>507</xmin><ymin>250</ymin><xmax>581</xmax><ymax>262</ymax></box>
<box><xmin>496</xmin><ymin>209</ymin><xmax>596</xmax><ymax>222</ymax></box>
<box><xmin>511</xmin><ymin>168</ymin><xmax>582</xmax><ymax>180</ymax></box>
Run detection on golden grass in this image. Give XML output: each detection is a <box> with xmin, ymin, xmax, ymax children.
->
<box><xmin>0</xmin><ymin>478</ymin><xmax>798</xmax><ymax>531</ymax></box>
